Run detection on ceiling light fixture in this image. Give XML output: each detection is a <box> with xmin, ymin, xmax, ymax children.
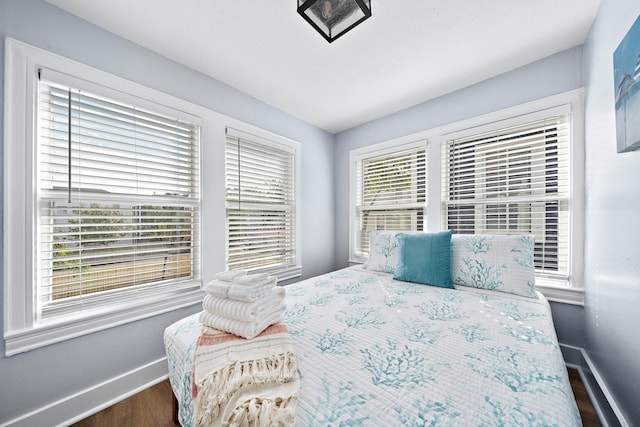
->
<box><xmin>297</xmin><ymin>0</ymin><xmax>371</xmax><ymax>43</ymax></box>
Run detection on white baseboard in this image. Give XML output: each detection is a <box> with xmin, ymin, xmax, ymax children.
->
<box><xmin>1</xmin><ymin>357</ymin><xmax>168</xmax><ymax>427</ymax></box>
<box><xmin>581</xmin><ymin>350</ymin><xmax>629</xmax><ymax>427</ymax></box>
<box><xmin>560</xmin><ymin>344</ymin><xmax>629</xmax><ymax>427</ymax></box>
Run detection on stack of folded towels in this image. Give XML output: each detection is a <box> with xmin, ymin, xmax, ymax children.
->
<box><xmin>194</xmin><ymin>270</ymin><xmax>298</xmax><ymax>426</ymax></box>
<box><xmin>200</xmin><ymin>270</ymin><xmax>286</xmax><ymax>339</ymax></box>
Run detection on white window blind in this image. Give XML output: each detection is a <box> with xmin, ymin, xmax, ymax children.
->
<box><xmin>225</xmin><ymin>128</ymin><xmax>299</xmax><ymax>276</ymax></box>
<box><xmin>38</xmin><ymin>70</ymin><xmax>200</xmax><ymax>316</ymax></box>
<box><xmin>354</xmin><ymin>143</ymin><xmax>427</xmax><ymax>257</ymax></box>
<box><xmin>443</xmin><ymin>114</ymin><xmax>570</xmax><ymax>280</ymax></box>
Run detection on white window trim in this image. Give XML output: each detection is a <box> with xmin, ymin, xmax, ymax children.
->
<box><xmin>224</xmin><ymin>124</ymin><xmax>302</xmax><ymax>281</ymax></box>
<box><xmin>349</xmin><ymin>138</ymin><xmax>429</xmax><ymax>264</ymax></box>
<box><xmin>3</xmin><ymin>38</ymin><xmax>206</xmax><ymax>356</ymax></box>
<box><xmin>348</xmin><ymin>89</ymin><xmax>585</xmax><ymax>305</ymax></box>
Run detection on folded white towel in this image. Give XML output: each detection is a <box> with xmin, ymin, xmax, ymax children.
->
<box><xmin>204</xmin><ymin>277</ymin><xmax>276</xmax><ymax>302</ymax></box>
<box><xmin>202</xmin><ymin>287</ymin><xmax>285</xmax><ymax>322</ymax></box>
<box><xmin>234</xmin><ymin>273</ymin><xmax>270</xmax><ymax>286</ymax></box>
<box><xmin>215</xmin><ymin>270</ymin><xmax>247</xmax><ymax>282</ymax></box>
<box><xmin>204</xmin><ymin>280</ymin><xmax>228</xmax><ymax>297</ymax></box>
<box><xmin>199</xmin><ymin>306</ymin><xmax>285</xmax><ymax>339</ymax></box>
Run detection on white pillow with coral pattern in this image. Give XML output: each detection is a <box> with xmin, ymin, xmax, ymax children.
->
<box><xmin>363</xmin><ymin>231</ymin><xmax>400</xmax><ymax>274</ymax></box>
<box><xmin>450</xmin><ymin>234</ymin><xmax>537</xmax><ymax>298</ymax></box>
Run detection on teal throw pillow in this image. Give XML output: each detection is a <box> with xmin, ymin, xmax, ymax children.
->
<box><xmin>393</xmin><ymin>230</ymin><xmax>453</xmax><ymax>288</ymax></box>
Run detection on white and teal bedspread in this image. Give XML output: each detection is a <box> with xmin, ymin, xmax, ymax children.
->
<box><xmin>164</xmin><ymin>266</ymin><xmax>581</xmax><ymax>426</ymax></box>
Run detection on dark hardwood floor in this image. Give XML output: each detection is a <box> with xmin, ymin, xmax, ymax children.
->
<box><xmin>71</xmin><ymin>379</ymin><xmax>176</xmax><ymax>427</ymax></box>
<box><xmin>569</xmin><ymin>368</ymin><xmax>602</xmax><ymax>427</ymax></box>
<box><xmin>72</xmin><ymin>368</ymin><xmax>601</xmax><ymax>426</ymax></box>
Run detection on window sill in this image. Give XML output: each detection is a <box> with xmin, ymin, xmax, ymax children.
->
<box><xmin>4</xmin><ymin>285</ymin><xmax>204</xmax><ymax>356</ymax></box>
<box><xmin>535</xmin><ymin>279</ymin><xmax>584</xmax><ymax>306</ymax></box>
<box><xmin>268</xmin><ymin>265</ymin><xmax>302</xmax><ymax>282</ymax></box>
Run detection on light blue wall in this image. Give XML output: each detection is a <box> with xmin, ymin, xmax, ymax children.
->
<box><xmin>582</xmin><ymin>0</ymin><xmax>640</xmax><ymax>424</ymax></box>
<box><xmin>0</xmin><ymin>0</ymin><xmax>334</xmax><ymax>422</ymax></box>
<box><xmin>3</xmin><ymin>0</ymin><xmax>639</xmax><ymax>424</ymax></box>
<box><xmin>331</xmin><ymin>0</ymin><xmax>640</xmax><ymax>422</ymax></box>
<box><xmin>333</xmin><ymin>45</ymin><xmax>583</xmax><ymax>269</ymax></box>
<box><xmin>333</xmin><ymin>46</ymin><xmax>586</xmax><ymax>348</ymax></box>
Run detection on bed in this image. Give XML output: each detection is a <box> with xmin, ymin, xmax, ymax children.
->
<box><xmin>164</xmin><ymin>233</ymin><xmax>581</xmax><ymax>426</ymax></box>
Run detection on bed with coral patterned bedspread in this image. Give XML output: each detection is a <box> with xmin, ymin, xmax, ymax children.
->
<box><xmin>164</xmin><ymin>263</ymin><xmax>580</xmax><ymax>426</ymax></box>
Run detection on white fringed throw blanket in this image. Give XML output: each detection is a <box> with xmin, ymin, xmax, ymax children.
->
<box><xmin>192</xmin><ymin>323</ymin><xmax>299</xmax><ymax>427</ymax></box>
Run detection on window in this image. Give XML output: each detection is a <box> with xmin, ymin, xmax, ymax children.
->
<box><xmin>350</xmin><ymin>140</ymin><xmax>427</xmax><ymax>262</ymax></box>
<box><xmin>348</xmin><ymin>90</ymin><xmax>584</xmax><ymax>303</ymax></box>
<box><xmin>224</xmin><ymin>127</ymin><xmax>301</xmax><ymax>280</ymax></box>
<box><xmin>443</xmin><ymin>114</ymin><xmax>570</xmax><ymax>280</ymax></box>
<box><xmin>37</xmin><ymin>70</ymin><xmax>200</xmax><ymax>317</ymax></box>
<box><xmin>4</xmin><ymin>39</ymin><xmax>203</xmax><ymax>355</ymax></box>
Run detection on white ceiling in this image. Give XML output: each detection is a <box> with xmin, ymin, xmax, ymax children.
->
<box><xmin>46</xmin><ymin>0</ymin><xmax>600</xmax><ymax>134</ymax></box>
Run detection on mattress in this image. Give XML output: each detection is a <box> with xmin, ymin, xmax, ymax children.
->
<box><xmin>164</xmin><ymin>265</ymin><xmax>581</xmax><ymax>426</ymax></box>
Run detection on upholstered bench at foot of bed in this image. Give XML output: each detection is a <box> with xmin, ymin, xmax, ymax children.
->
<box><xmin>164</xmin><ymin>313</ymin><xmax>200</xmax><ymax>427</ymax></box>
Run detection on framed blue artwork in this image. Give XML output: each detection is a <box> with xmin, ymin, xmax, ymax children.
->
<box><xmin>614</xmin><ymin>15</ymin><xmax>640</xmax><ymax>153</ymax></box>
